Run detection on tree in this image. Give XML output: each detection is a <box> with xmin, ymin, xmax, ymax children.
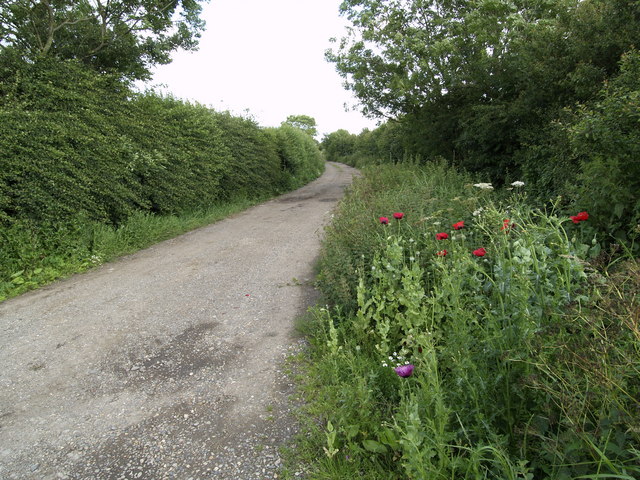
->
<box><xmin>321</xmin><ymin>129</ymin><xmax>356</xmax><ymax>162</ymax></box>
<box><xmin>282</xmin><ymin>114</ymin><xmax>318</xmax><ymax>139</ymax></box>
<box><xmin>326</xmin><ymin>0</ymin><xmax>571</xmax><ymax>119</ymax></box>
<box><xmin>0</xmin><ymin>0</ymin><xmax>208</xmax><ymax>80</ymax></box>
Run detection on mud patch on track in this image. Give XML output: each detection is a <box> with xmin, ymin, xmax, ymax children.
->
<box><xmin>88</xmin><ymin>322</ymin><xmax>244</xmax><ymax>396</ymax></box>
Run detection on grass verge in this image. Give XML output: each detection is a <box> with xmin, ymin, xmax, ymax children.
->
<box><xmin>285</xmin><ymin>162</ymin><xmax>640</xmax><ymax>479</ymax></box>
<box><xmin>0</xmin><ymin>195</ymin><xmax>270</xmax><ymax>302</ymax></box>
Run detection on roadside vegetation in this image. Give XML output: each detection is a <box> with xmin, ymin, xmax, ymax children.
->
<box><xmin>286</xmin><ymin>163</ymin><xmax>639</xmax><ymax>479</ymax></box>
<box><xmin>0</xmin><ymin>63</ymin><xmax>323</xmax><ymax>301</ymax></box>
<box><xmin>290</xmin><ymin>0</ymin><xmax>639</xmax><ymax>476</ymax></box>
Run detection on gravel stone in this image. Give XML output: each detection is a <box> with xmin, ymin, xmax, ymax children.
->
<box><xmin>0</xmin><ymin>163</ymin><xmax>358</xmax><ymax>479</ymax></box>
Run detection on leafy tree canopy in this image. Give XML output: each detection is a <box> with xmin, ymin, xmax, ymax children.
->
<box><xmin>282</xmin><ymin>114</ymin><xmax>318</xmax><ymax>139</ymax></box>
<box><xmin>327</xmin><ymin>0</ymin><xmax>575</xmax><ymax>118</ymax></box>
<box><xmin>0</xmin><ymin>0</ymin><xmax>208</xmax><ymax>80</ymax></box>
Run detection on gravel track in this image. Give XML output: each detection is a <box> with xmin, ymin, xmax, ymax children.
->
<box><xmin>0</xmin><ymin>162</ymin><xmax>358</xmax><ymax>480</ymax></box>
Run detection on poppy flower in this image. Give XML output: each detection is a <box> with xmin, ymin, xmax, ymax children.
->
<box><xmin>436</xmin><ymin>250</ymin><xmax>448</xmax><ymax>256</ymax></box>
<box><xmin>501</xmin><ymin>219</ymin><xmax>513</xmax><ymax>231</ymax></box>
<box><xmin>436</xmin><ymin>232</ymin><xmax>449</xmax><ymax>240</ymax></box>
<box><xmin>393</xmin><ymin>212</ymin><xmax>404</xmax><ymax>220</ymax></box>
<box><xmin>570</xmin><ymin>211</ymin><xmax>589</xmax><ymax>223</ymax></box>
<box><xmin>473</xmin><ymin>247</ymin><xmax>487</xmax><ymax>257</ymax></box>
<box><xmin>394</xmin><ymin>364</ymin><xmax>415</xmax><ymax>378</ymax></box>
<box><xmin>379</xmin><ymin>217</ymin><xmax>389</xmax><ymax>225</ymax></box>
<box><xmin>452</xmin><ymin>221</ymin><xmax>465</xmax><ymax>230</ymax></box>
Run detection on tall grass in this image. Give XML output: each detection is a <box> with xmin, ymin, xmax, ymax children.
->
<box><xmin>289</xmin><ymin>163</ymin><xmax>640</xmax><ymax>479</ymax></box>
<box><xmin>0</xmin><ymin>195</ymin><xmax>267</xmax><ymax>301</ymax></box>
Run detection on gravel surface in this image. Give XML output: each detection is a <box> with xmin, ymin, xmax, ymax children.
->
<box><xmin>0</xmin><ymin>162</ymin><xmax>358</xmax><ymax>480</ymax></box>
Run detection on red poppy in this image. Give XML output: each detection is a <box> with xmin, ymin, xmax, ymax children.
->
<box><xmin>501</xmin><ymin>219</ymin><xmax>512</xmax><ymax>231</ymax></box>
<box><xmin>473</xmin><ymin>247</ymin><xmax>487</xmax><ymax>257</ymax></box>
<box><xmin>379</xmin><ymin>217</ymin><xmax>389</xmax><ymax>225</ymax></box>
<box><xmin>570</xmin><ymin>211</ymin><xmax>589</xmax><ymax>223</ymax></box>
<box><xmin>393</xmin><ymin>212</ymin><xmax>404</xmax><ymax>220</ymax></box>
<box><xmin>436</xmin><ymin>250</ymin><xmax>448</xmax><ymax>256</ymax></box>
<box><xmin>436</xmin><ymin>232</ymin><xmax>449</xmax><ymax>240</ymax></box>
<box><xmin>452</xmin><ymin>221</ymin><xmax>464</xmax><ymax>230</ymax></box>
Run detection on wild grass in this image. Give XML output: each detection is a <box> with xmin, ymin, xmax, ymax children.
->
<box><xmin>288</xmin><ymin>162</ymin><xmax>640</xmax><ymax>479</ymax></box>
<box><xmin>0</xmin><ymin>195</ymin><xmax>268</xmax><ymax>301</ymax></box>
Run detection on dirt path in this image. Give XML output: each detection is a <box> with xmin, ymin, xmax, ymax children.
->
<box><xmin>0</xmin><ymin>162</ymin><xmax>358</xmax><ymax>480</ymax></box>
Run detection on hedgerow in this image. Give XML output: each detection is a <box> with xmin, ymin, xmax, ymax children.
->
<box><xmin>0</xmin><ymin>58</ymin><xmax>324</xmax><ymax>299</ymax></box>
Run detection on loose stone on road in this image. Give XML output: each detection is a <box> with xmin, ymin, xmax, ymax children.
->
<box><xmin>0</xmin><ymin>162</ymin><xmax>359</xmax><ymax>480</ymax></box>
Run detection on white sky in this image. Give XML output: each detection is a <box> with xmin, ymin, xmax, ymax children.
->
<box><xmin>142</xmin><ymin>0</ymin><xmax>379</xmax><ymax>137</ymax></box>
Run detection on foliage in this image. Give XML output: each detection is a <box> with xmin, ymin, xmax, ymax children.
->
<box><xmin>566</xmin><ymin>50</ymin><xmax>640</xmax><ymax>249</ymax></box>
<box><xmin>321</xmin><ymin>129</ymin><xmax>357</xmax><ymax>163</ymax></box>
<box><xmin>316</xmin><ymin>160</ymin><xmax>475</xmax><ymax>314</ymax></box>
<box><xmin>320</xmin><ymin>121</ymin><xmax>405</xmax><ymax>167</ymax></box>
<box><xmin>267</xmin><ymin>124</ymin><xmax>324</xmax><ymax>187</ymax></box>
<box><xmin>326</xmin><ymin>0</ymin><xmax>640</xmax><ymax>250</ymax></box>
<box><xmin>293</xmin><ymin>164</ymin><xmax>640</xmax><ymax>479</ymax></box>
<box><xmin>0</xmin><ymin>0</ymin><xmax>207</xmax><ymax>80</ymax></box>
<box><xmin>282</xmin><ymin>114</ymin><xmax>319</xmax><ymax>139</ymax></box>
<box><xmin>0</xmin><ymin>58</ymin><xmax>324</xmax><ymax>300</ymax></box>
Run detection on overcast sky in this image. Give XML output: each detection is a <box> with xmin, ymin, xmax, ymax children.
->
<box><xmin>142</xmin><ymin>0</ymin><xmax>379</xmax><ymax>137</ymax></box>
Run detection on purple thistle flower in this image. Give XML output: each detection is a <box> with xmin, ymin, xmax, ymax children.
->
<box><xmin>394</xmin><ymin>364</ymin><xmax>415</xmax><ymax>378</ymax></box>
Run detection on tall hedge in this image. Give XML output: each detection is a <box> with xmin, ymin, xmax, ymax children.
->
<box><xmin>0</xmin><ymin>58</ymin><xmax>325</xmax><ymax>285</ymax></box>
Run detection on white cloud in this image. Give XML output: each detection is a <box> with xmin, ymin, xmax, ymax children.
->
<box><xmin>141</xmin><ymin>0</ymin><xmax>379</xmax><ymax>136</ymax></box>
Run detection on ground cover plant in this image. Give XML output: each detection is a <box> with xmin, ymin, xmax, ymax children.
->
<box><xmin>289</xmin><ymin>162</ymin><xmax>639</xmax><ymax>479</ymax></box>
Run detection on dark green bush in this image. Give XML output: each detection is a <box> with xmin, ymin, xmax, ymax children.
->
<box><xmin>567</xmin><ymin>50</ymin><xmax>640</xmax><ymax>248</ymax></box>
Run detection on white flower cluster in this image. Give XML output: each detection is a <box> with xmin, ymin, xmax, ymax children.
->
<box><xmin>473</xmin><ymin>182</ymin><xmax>494</xmax><ymax>190</ymax></box>
<box><xmin>381</xmin><ymin>350</ymin><xmax>410</xmax><ymax>368</ymax></box>
<box><xmin>511</xmin><ymin>181</ymin><xmax>525</xmax><ymax>187</ymax></box>
<box><xmin>472</xmin><ymin>207</ymin><xmax>484</xmax><ymax>216</ymax></box>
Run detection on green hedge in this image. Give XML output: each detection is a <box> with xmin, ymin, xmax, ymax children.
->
<box><xmin>0</xmin><ymin>58</ymin><xmax>324</xmax><ymax>292</ymax></box>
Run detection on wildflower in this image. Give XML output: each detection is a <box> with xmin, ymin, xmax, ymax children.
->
<box><xmin>452</xmin><ymin>221</ymin><xmax>465</xmax><ymax>230</ymax></box>
<box><xmin>501</xmin><ymin>219</ymin><xmax>513</xmax><ymax>232</ymax></box>
<box><xmin>473</xmin><ymin>183</ymin><xmax>494</xmax><ymax>190</ymax></box>
<box><xmin>473</xmin><ymin>247</ymin><xmax>487</xmax><ymax>257</ymax></box>
<box><xmin>379</xmin><ymin>216</ymin><xmax>389</xmax><ymax>225</ymax></box>
<box><xmin>394</xmin><ymin>364</ymin><xmax>415</xmax><ymax>378</ymax></box>
<box><xmin>393</xmin><ymin>212</ymin><xmax>404</xmax><ymax>220</ymax></box>
<box><xmin>436</xmin><ymin>250</ymin><xmax>448</xmax><ymax>256</ymax></box>
<box><xmin>436</xmin><ymin>232</ymin><xmax>449</xmax><ymax>240</ymax></box>
<box><xmin>570</xmin><ymin>211</ymin><xmax>589</xmax><ymax>224</ymax></box>
<box><xmin>472</xmin><ymin>208</ymin><xmax>484</xmax><ymax>217</ymax></box>
<box><xmin>511</xmin><ymin>181</ymin><xmax>525</xmax><ymax>187</ymax></box>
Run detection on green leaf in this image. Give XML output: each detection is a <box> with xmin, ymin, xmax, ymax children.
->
<box><xmin>362</xmin><ymin>439</ymin><xmax>388</xmax><ymax>454</ymax></box>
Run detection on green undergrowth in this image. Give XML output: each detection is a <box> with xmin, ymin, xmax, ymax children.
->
<box><xmin>287</xmin><ymin>162</ymin><xmax>640</xmax><ymax>479</ymax></box>
<box><xmin>0</xmin><ymin>195</ymin><xmax>267</xmax><ymax>301</ymax></box>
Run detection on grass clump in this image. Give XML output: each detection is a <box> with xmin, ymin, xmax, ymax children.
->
<box><xmin>289</xmin><ymin>163</ymin><xmax>640</xmax><ymax>479</ymax></box>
